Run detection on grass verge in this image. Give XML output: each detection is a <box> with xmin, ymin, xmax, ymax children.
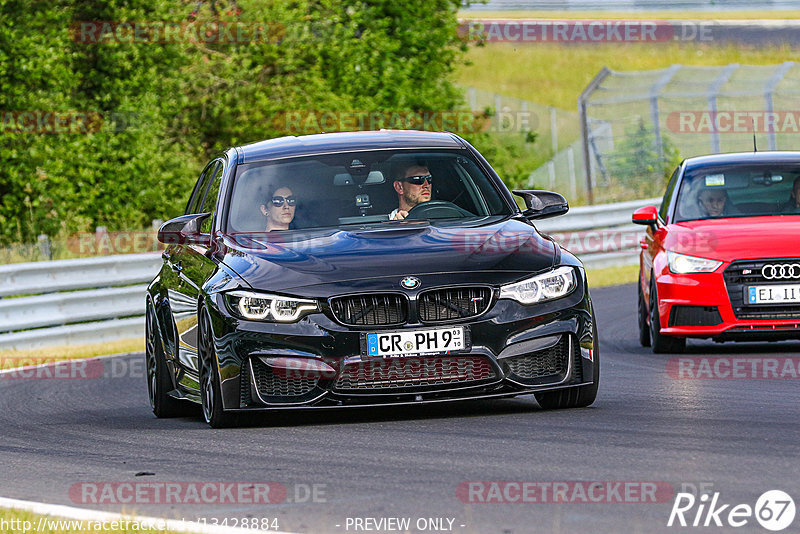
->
<box><xmin>457</xmin><ymin>42</ymin><xmax>800</xmax><ymax>111</ymax></box>
<box><xmin>586</xmin><ymin>263</ymin><xmax>639</xmax><ymax>288</ymax></box>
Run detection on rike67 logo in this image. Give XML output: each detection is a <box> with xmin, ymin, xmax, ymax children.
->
<box><xmin>668</xmin><ymin>490</ymin><xmax>796</xmax><ymax>531</ymax></box>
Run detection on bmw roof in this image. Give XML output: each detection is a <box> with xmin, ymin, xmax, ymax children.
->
<box><xmin>234</xmin><ymin>130</ymin><xmax>466</xmax><ymax>164</ymax></box>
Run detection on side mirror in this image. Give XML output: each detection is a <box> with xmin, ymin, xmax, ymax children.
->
<box><xmin>632</xmin><ymin>206</ymin><xmax>659</xmax><ymax>228</ymax></box>
<box><xmin>513</xmin><ymin>190</ymin><xmax>569</xmax><ymax>220</ymax></box>
<box><xmin>158</xmin><ymin>213</ymin><xmax>212</xmax><ymax>246</ymax></box>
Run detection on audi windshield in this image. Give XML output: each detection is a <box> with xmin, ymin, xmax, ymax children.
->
<box><xmin>674</xmin><ymin>164</ymin><xmax>800</xmax><ymax>222</ymax></box>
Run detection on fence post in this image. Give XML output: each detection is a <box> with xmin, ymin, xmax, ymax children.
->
<box><xmin>151</xmin><ymin>219</ymin><xmax>163</xmax><ymax>251</ymax></box>
<box><xmin>521</xmin><ymin>100</ymin><xmax>529</xmax><ymax>133</ymax></box>
<box><xmin>567</xmin><ymin>146</ymin><xmax>577</xmax><ymax>200</ymax></box>
<box><xmin>550</xmin><ymin>106</ymin><xmax>558</xmax><ymax>153</ymax></box>
<box><xmin>579</xmin><ymin>67</ymin><xmax>611</xmax><ymax>205</ymax></box>
<box><xmin>649</xmin><ymin>65</ymin><xmax>681</xmax><ymax>156</ymax></box>
<box><xmin>707</xmin><ymin>64</ymin><xmax>738</xmax><ymax>153</ymax></box>
<box><xmin>764</xmin><ymin>61</ymin><xmax>794</xmax><ymax>151</ymax></box>
<box><xmin>548</xmin><ymin>161</ymin><xmax>556</xmax><ymax>190</ymax></box>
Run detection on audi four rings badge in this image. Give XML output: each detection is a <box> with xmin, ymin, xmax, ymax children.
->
<box><xmin>761</xmin><ymin>264</ymin><xmax>800</xmax><ymax>280</ymax></box>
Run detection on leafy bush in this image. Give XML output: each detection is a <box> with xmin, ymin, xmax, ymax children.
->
<box><xmin>602</xmin><ymin>119</ymin><xmax>682</xmax><ymax>201</ymax></box>
<box><xmin>0</xmin><ymin>0</ymin><xmax>467</xmax><ymax>245</ymax></box>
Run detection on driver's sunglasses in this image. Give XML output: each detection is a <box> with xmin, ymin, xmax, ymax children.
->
<box><xmin>403</xmin><ymin>174</ymin><xmax>433</xmax><ymax>185</ymax></box>
<box><xmin>270</xmin><ymin>195</ymin><xmax>296</xmax><ymax>207</ymax></box>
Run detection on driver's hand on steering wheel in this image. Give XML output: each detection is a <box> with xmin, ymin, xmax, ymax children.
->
<box><xmin>392</xmin><ymin>210</ymin><xmax>408</xmax><ymax>220</ymax></box>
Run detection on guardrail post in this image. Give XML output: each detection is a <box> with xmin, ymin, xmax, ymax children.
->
<box><xmin>37</xmin><ymin>234</ymin><xmax>51</xmax><ymax>260</ymax></box>
<box><xmin>567</xmin><ymin>146</ymin><xmax>577</xmax><ymax>200</ymax></box>
<box><xmin>151</xmin><ymin>219</ymin><xmax>163</xmax><ymax>251</ymax></box>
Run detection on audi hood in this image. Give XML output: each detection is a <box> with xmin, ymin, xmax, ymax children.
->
<box><xmin>667</xmin><ymin>216</ymin><xmax>800</xmax><ymax>261</ymax></box>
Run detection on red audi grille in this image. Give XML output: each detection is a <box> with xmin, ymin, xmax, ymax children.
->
<box><xmin>333</xmin><ymin>355</ymin><xmax>495</xmax><ymax>391</ymax></box>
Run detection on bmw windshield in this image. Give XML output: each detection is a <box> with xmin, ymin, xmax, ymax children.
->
<box><xmin>226</xmin><ymin>150</ymin><xmax>513</xmax><ymax>233</ymax></box>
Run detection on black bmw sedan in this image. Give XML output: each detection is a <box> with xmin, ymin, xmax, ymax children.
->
<box><xmin>146</xmin><ymin>130</ymin><xmax>599</xmax><ymax>427</ymax></box>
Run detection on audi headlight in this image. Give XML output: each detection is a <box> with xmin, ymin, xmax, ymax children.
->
<box><xmin>225</xmin><ymin>291</ymin><xmax>319</xmax><ymax>322</ymax></box>
<box><xmin>667</xmin><ymin>251</ymin><xmax>722</xmax><ymax>274</ymax></box>
<box><xmin>499</xmin><ymin>266</ymin><xmax>577</xmax><ymax>305</ymax></box>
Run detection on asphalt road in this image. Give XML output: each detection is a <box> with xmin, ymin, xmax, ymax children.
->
<box><xmin>2</xmin><ymin>283</ymin><xmax>799</xmax><ymax>534</ymax></box>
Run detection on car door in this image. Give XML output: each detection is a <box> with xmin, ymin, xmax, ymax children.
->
<box><xmin>166</xmin><ymin>159</ymin><xmax>224</xmax><ymax>389</ymax></box>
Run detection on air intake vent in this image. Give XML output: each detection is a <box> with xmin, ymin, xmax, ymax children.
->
<box><xmin>418</xmin><ymin>287</ymin><xmax>492</xmax><ymax>322</ymax></box>
<box><xmin>330</xmin><ymin>294</ymin><xmax>408</xmax><ymax>326</ymax></box>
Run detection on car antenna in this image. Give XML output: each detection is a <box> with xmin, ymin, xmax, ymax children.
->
<box><xmin>752</xmin><ymin>118</ymin><xmax>757</xmax><ymax>152</ymax></box>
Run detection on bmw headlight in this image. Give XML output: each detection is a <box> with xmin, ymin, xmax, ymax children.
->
<box><xmin>667</xmin><ymin>251</ymin><xmax>722</xmax><ymax>274</ymax></box>
<box><xmin>225</xmin><ymin>291</ymin><xmax>319</xmax><ymax>322</ymax></box>
<box><xmin>499</xmin><ymin>266</ymin><xmax>577</xmax><ymax>305</ymax></box>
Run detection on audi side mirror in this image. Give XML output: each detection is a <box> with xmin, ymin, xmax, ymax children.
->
<box><xmin>632</xmin><ymin>206</ymin><xmax>659</xmax><ymax>229</ymax></box>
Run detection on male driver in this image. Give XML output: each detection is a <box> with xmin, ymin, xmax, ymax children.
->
<box><xmin>390</xmin><ymin>164</ymin><xmax>432</xmax><ymax>220</ymax></box>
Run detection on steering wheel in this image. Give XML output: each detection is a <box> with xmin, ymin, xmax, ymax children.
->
<box><xmin>405</xmin><ymin>200</ymin><xmax>473</xmax><ymax>219</ymax></box>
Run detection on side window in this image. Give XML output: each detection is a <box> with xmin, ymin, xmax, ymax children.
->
<box><xmin>199</xmin><ymin>162</ymin><xmax>223</xmax><ymax>234</ymax></box>
<box><xmin>659</xmin><ymin>166</ymin><xmax>681</xmax><ymax>222</ymax></box>
<box><xmin>185</xmin><ymin>161</ymin><xmax>217</xmax><ymax>215</ymax></box>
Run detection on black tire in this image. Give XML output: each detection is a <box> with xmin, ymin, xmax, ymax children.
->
<box><xmin>535</xmin><ymin>317</ymin><xmax>599</xmax><ymax>409</ymax></box>
<box><xmin>638</xmin><ymin>281</ymin><xmax>651</xmax><ymax>347</ymax></box>
<box><xmin>649</xmin><ymin>278</ymin><xmax>686</xmax><ymax>354</ymax></box>
<box><xmin>146</xmin><ymin>302</ymin><xmax>195</xmax><ymax>418</ymax></box>
<box><xmin>198</xmin><ymin>308</ymin><xmax>239</xmax><ymax>428</ymax></box>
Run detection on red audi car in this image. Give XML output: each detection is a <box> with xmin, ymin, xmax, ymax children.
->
<box><xmin>633</xmin><ymin>151</ymin><xmax>800</xmax><ymax>353</ymax></box>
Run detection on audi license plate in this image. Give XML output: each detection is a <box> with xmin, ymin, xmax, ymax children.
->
<box><xmin>363</xmin><ymin>327</ymin><xmax>467</xmax><ymax>358</ymax></box>
<box><xmin>748</xmin><ymin>285</ymin><xmax>800</xmax><ymax>304</ymax></box>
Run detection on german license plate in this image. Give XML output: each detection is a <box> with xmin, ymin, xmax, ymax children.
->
<box><xmin>364</xmin><ymin>327</ymin><xmax>467</xmax><ymax>357</ymax></box>
<box><xmin>748</xmin><ymin>284</ymin><xmax>800</xmax><ymax>304</ymax></box>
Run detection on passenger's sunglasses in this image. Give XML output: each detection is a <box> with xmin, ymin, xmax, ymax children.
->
<box><xmin>403</xmin><ymin>174</ymin><xmax>433</xmax><ymax>185</ymax></box>
<box><xmin>270</xmin><ymin>195</ymin><xmax>296</xmax><ymax>207</ymax></box>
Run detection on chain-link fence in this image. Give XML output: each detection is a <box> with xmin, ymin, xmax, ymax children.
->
<box><xmin>527</xmin><ymin>62</ymin><xmax>800</xmax><ymax>205</ymax></box>
<box><xmin>463</xmin><ymin>87</ymin><xmax>588</xmax><ymax>200</ymax></box>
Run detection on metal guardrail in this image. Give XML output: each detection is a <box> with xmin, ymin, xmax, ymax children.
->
<box><xmin>0</xmin><ymin>254</ymin><xmax>161</xmax><ymax>351</ymax></box>
<box><xmin>0</xmin><ymin>253</ymin><xmax>161</xmax><ymax>297</ymax></box>
<box><xmin>0</xmin><ymin>198</ymin><xmax>657</xmax><ymax>350</ymax></box>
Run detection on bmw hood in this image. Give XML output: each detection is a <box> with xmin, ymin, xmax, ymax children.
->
<box><xmin>219</xmin><ymin>218</ymin><xmax>557</xmax><ymax>293</ymax></box>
